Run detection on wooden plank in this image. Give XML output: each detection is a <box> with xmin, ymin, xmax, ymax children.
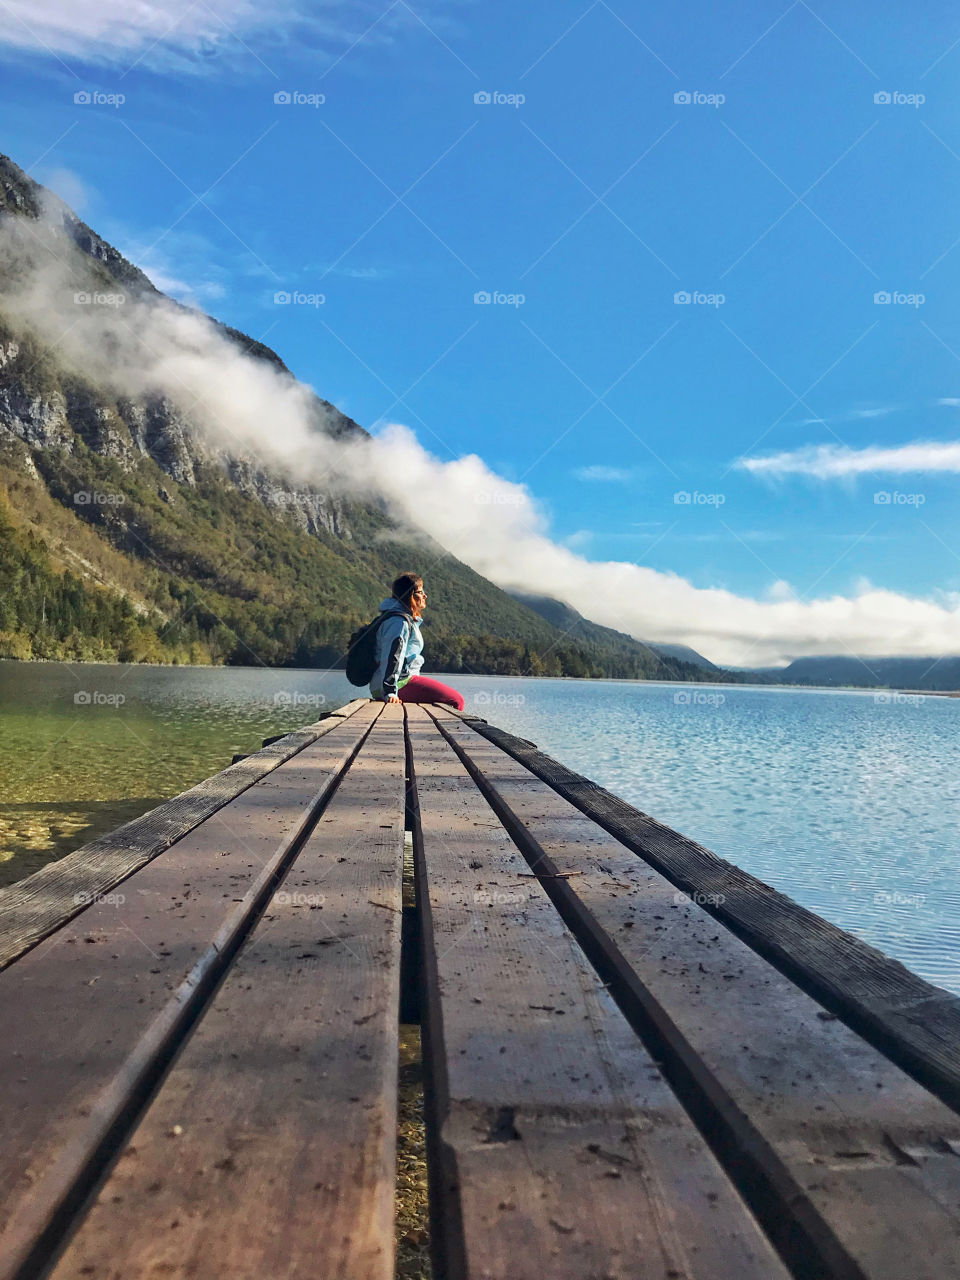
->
<box><xmin>431</xmin><ymin>711</ymin><xmax>960</xmax><ymax>1279</ymax></box>
<box><xmin>406</xmin><ymin>706</ymin><xmax>788</xmax><ymax>1280</ymax></box>
<box><xmin>449</xmin><ymin>712</ymin><xmax>960</xmax><ymax>1115</ymax></box>
<box><xmin>51</xmin><ymin>704</ymin><xmax>406</xmax><ymax>1280</ymax></box>
<box><xmin>0</xmin><ymin>703</ymin><xmax>381</xmax><ymax>1280</ymax></box>
<box><xmin>0</xmin><ymin>698</ymin><xmax>371</xmax><ymax>972</ymax></box>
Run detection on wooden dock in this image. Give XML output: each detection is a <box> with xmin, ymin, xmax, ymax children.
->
<box><xmin>2</xmin><ymin>697</ymin><xmax>960</xmax><ymax>1279</ymax></box>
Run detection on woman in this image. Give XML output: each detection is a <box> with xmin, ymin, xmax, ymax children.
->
<box><xmin>371</xmin><ymin>573</ymin><xmax>465</xmax><ymax>709</ymax></box>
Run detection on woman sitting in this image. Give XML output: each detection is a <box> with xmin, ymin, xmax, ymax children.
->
<box><xmin>370</xmin><ymin>573</ymin><xmax>464</xmax><ymax>709</ymax></box>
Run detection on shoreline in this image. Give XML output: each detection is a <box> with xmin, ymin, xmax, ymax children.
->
<box><xmin>1</xmin><ymin>656</ymin><xmax>958</xmax><ymax>697</ymax></box>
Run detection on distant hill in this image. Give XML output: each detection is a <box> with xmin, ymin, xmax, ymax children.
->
<box><xmin>647</xmin><ymin>641</ymin><xmax>720</xmax><ymax>671</ymax></box>
<box><xmin>745</xmin><ymin>655</ymin><xmax>960</xmax><ymax>692</ymax></box>
<box><xmin>506</xmin><ymin>590</ymin><xmax>735</xmax><ymax>683</ymax></box>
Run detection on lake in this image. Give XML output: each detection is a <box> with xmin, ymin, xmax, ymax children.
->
<box><xmin>2</xmin><ymin>662</ymin><xmax>958</xmax><ymax>995</ymax></box>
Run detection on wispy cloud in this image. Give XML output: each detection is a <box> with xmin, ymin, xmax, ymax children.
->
<box><xmin>572</xmin><ymin>464</ymin><xmax>632</xmax><ymax>482</ymax></box>
<box><xmin>0</xmin><ymin>0</ymin><xmax>413</xmax><ymax>73</ymax></box>
<box><xmin>795</xmin><ymin>405</ymin><xmax>899</xmax><ymax>426</ymax></box>
<box><xmin>739</xmin><ymin>440</ymin><xmax>960</xmax><ymax>479</ymax></box>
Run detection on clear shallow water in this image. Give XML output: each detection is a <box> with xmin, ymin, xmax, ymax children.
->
<box><xmin>2</xmin><ymin>663</ymin><xmax>959</xmax><ymax>996</ymax></box>
<box><xmin>452</xmin><ymin>675</ymin><xmax>960</xmax><ymax>996</ymax></box>
<box><xmin>0</xmin><ymin>661</ymin><xmax>355</xmax><ymax>886</ymax></box>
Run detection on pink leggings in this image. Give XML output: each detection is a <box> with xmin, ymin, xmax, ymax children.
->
<box><xmin>397</xmin><ymin>675</ymin><xmax>465</xmax><ymax>710</ymax></box>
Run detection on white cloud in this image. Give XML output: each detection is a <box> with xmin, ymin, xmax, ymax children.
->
<box><xmin>573</xmin><ymin>464</ymin><xmax>632</xmax><ymax>482</ymax></box>
<box><xmin>0</xmin><ymin>0</ymin><xmax>406</xmax><ymax>71</ymax></box>
<box><xmin>739</xmin><ymin>440</ymin><xmax>960</xmax><ymax>479</ymax></box>
<box><xmin>4</xmin><ymin>209</ymin><xmax>960</xmax><ymax>670</ymax></box>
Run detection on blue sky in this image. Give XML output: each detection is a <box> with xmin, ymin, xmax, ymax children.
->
<box><xmin>3</xmin><ymin>0</ymin><xmax>960</xmax><ymax>657</ymax></box>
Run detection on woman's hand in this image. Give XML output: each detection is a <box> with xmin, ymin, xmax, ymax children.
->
<box><xmin>385</xmin><ymin>694</ymin><xmax>402</xmax><ymax>705</ymax></box>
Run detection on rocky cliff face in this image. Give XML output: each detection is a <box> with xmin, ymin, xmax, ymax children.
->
<box><xmin>0</xmin><ymin>153</ymin><xmax>361</xmax><ymax>541</ymax></box>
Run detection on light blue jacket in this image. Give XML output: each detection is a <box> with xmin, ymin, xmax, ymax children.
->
<box><xmin>370</xmin><ymin>597</ymin><xmax>424</xmax><ymax>698</ymax></box>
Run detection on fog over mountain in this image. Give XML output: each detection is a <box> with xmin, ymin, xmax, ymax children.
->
<box><xmin>2</xmin><ymin>151</ymin><xmax>958</xmax><ymax>668</ymax></box>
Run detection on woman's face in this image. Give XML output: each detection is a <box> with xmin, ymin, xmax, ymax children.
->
<box><xmin>411</xmin><ymin>584</ymin><xmax>427</xmax><ymax>617</ymax></box>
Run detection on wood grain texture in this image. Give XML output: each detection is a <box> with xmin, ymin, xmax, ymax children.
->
<box><xmin>52</xmin><ymin>704</ymin><xmax>406</xmax><ymax>1280</ymax></box>
<box><xmin>0</xmin><ymin>699</ymin><xmax>371</xmax><ymax>973</ymax></box>
<box><xmin>0</xmin><ymin>704</ymin><xmax>381</xmax><ymax>1280</ymax></box>
<box><xmin>406</xmin><ymin>706</ymin><xmax>788</xmax><ymax>1280</ymax></box>
<box><xmin>448</xmin><ymin>714</ymin><xmax>960</xmax><ymax>1115</ymax></box>
<box><xmin>433</xmin><ymin>712</ymin><xmax>960</xmax><ymax>1280</ymax></box>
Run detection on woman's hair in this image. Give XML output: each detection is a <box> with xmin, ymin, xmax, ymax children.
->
<box><xmin>391</xmin><ymin>572</ymin><xmax>423</xmax><ymax>609</ymax></box>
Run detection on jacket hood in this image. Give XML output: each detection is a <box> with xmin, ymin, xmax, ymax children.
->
<box><xmin>379</xmin><ymin>597</ymin><xmax>412</xmax><ymax>616</ymax></box>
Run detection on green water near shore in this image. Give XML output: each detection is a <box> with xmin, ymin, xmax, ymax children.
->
<box><xmin>0</xmin><ymin>661</ymin><xmax>356</xmax><ymax>886</ymax></box>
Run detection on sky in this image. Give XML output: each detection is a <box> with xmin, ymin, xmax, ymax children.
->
<box><xmin>3</xmin><ymin>0</ymin><xmax>960</xmax><ymax>665</ymax></box>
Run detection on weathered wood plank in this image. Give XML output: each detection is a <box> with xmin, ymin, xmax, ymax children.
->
<box><xmin>51</xmin><ymin>705</ymin><xmax>406</xmax><ymax>1280</ymax></box>
<box><xmin>432</xmin><ymin>711</ymin><xmax>960</xmax><ymax>1279</ymax></box>
<box><xmin>0</xmin><ymin>703</ymin><xmax>381</xmax><ymax>1280</ymax></box>
<box><xmin>0</xmin><ymin>698</ymin><xmax>371</xmax><ymax>972</ymax></box>
<box><xmin>406</xmin><ymin>706</ymin><xmax>788</xmax><ymax>1280</ymax></box>
<box><xmin>446</xmin><ymin>711</ymin><xmax>960</xmax><ymax>1114</ymax></box>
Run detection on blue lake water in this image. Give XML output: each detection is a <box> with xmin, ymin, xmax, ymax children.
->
<box><xmin>2</xmin><ymin>662</ymin><xmax>959</xmax><ymax>995</ymax></box>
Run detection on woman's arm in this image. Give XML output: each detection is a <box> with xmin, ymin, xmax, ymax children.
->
<box><xmin>380</xmin><ymin>616</ymin><xmax>410</xmax><ymax>699</ymax></box>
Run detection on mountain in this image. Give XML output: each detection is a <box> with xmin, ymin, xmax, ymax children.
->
<box><xmin>0</xmin><ymin>151</ymin><xmax>702</xmax><ymax>681</ymax></box>
<box><xmin>505</xmin><ymin>590</ymin><xmax>733</xmax><ymax>682</ymax></box>
<box><xmin>646</xmin><ymin>642</ymin><xmax>719</xmax><ymax>671</ymax></box>
<box><xmin>744</xmin><ymin>655</ymin><xmax>960</xmax><ymax>692</ymax></box>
